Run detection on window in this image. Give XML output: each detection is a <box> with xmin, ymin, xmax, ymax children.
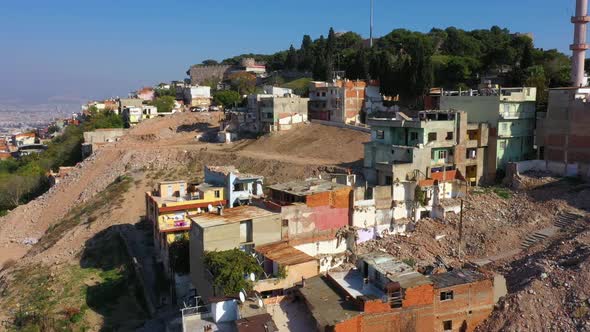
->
<box><xmin>316</xmin><ymin>92</ymin><xmax>320</xmax><ymax>97</ymax></box>
<box><xmin>428</xmin><ymin>132</ymin><xmax>437</xmax><ymax>142</ymax></box>
<box><xmin>265</xmin><ymin>112</ymin><xmax>273</xmax><ymax>119</ymax></box>
<box><xmin>440</xmin><ymin>291</ymin><xmax>454</xmax><ymax>301</ymax></box>
<box><xmin>385</xmin><ymin>176</ymin><xmax>393</xmax><ymax>185</ymax></box>
<box><xmin>446</xmin><ymin>132</ymin><xmax>454</xmax><ymax>140</ymax></box>
<box><xmin>501</xmin><ymin>122</ymin><xmax>508</xmax><ymax>133</ymax></box>
<box><xmin>322</xmin><ymin>92</ymin><xmax>326</xmax><ymax>97</ymax></box>
<box><xmin>214</xmin><ymin>190</ymin><xmax>220</xmax><ymax>198</ymax></box>
<box><xmin>443</xmin><ymin>320</ymin><xmax>453</xmax><ymax>331</ymax></box>
<box><xmin>376</xmin><ymin>130</ymin><xmax>385</xmax><ymax>139</ymax></box>
<box><xmin>281</xmin><ymin>219</ymin><xmax>289</xmax><ymax>227</ymax></box>
<box><xmin>234</xmin><ymin>183</ymin><xmax>245</xmax><ymax>191</ymax></box>
<box><xmin>410</xmin><ymin>132</ymin><xmax>418</xmax><ymax>141</ymax></box>
<box><xmin>435</xmin><ymin>150</ymin><xmax>448</xmax><ymax>160</ymax></box>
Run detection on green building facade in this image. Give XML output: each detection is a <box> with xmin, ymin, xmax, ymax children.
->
<box><xmin>440</xmin><ymin>87</ymin><xmax>536</xmax><ymax>180</ymax></box>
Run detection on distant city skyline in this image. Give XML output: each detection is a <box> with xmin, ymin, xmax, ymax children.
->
<box><xmin>0</xmin><ymin>0</ymin><xmax>581</xmax><ymax>106</ymax></box>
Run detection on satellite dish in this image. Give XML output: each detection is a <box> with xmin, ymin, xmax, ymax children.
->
<box><xmin>238</xmin><ymin>291</ymin><xmax>246</xmax><ymax>304</ymax></box>
<box><xmin>250</xmin><ymin>273</ymin><xmax>256</xmax><ymax>282</ymax></box>
<box><xmin>257</xmin><ymin>298</ymin><xmax>264</xmax><ymax>308</ymax></box>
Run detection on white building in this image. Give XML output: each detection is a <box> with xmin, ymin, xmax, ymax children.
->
<box><xmin>183</xmin><ymin>86</ymin><xmax>212</xmax><ymax>108</ymax></box>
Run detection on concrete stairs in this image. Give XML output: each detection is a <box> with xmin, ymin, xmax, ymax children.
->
<box><xmin>519</xmin><ymin>227</ymin><xmax>557</xmax><ymax>249</ymax></box>
<box><xmin>519</xmin><ymin>212</ymin><xmax>583</xmax><ymax>249</ymax></box>
<box><xmin>554</xmin><ymin>212</ymin><xmax>582</xmax><ymax>228</ymax></box>
<box><xmin>472</xmin><ymin>212</ymin><xmax>585</xmax><ymax>267</ymax></box>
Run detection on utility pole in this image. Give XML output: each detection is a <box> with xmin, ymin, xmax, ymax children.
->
<box><xmin>458</xmin><ymin>199</ymin><xmax>464</xmax><ymax>260</ymax></box>
<box><xmin>370</xmin><ymin>0</ymin><xmax>374</xmax><ymax>48</ymax></box>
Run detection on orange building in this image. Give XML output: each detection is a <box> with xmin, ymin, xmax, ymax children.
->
<box><xmin>308</xmin><ymin>80</ymin><xmax>367</xmax><ymax>124</ymax></box>
<box><xmin>299</xmin><ymin>253</ymin><xmax>505</xmax><ymax>332</ymax></box>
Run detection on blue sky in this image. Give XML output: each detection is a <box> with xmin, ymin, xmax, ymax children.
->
<box><xmin>0</xmin><ymin>0</ymin><xmax>578</xmax><ymax>106</ymax></box>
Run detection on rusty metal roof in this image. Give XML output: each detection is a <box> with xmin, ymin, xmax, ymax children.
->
<box><xmin>255</xmin><ymin>241</ymin><xmax>316</xmax><ymax>266</ymax></box>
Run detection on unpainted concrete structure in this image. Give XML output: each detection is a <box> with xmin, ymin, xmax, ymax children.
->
<box><xmin>536</xmin><ymin>87</ymin><xmax>590</xmax><ymax>178</ymax></box>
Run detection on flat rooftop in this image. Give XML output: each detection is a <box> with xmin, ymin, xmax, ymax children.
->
<box><xmin>329</xmin><ymin>270</ymin><xmax>385</xmax><ymax>299</ymax></box>
<box><xmin>206</xmin><ymin>165</ymin><xmax>263</xmax><ymax>180</ymax></box>
<box><xmin>190</xmin><ymin>205</ymin><xmax>278</xmax><ymax>228</ymax></box>
<box><xmin>359</xmin><ymin>252</ymin><xmax>432</xmax><ymax>289</ymax></box>
<box><xmin>255</xmin><ymin>241</ymin><xmax>316</xmax><ymax>266</ymax></box>
<box><xmin>299</xmin><ymin>275</ymin><xmax>361</xmax><ymax>328</ymax></box>
<box><xmin>429</xmin><ymin>269</ymin><xmax>488</xmax><ymax>289</ymax></box>
<box><xmin>268</xmin><ymin>178</ymin><xmax>349</xmax><ymax>196</ymax></box>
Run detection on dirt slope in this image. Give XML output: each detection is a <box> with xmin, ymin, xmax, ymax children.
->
<box><xmin>0</xmin><ymin>112</ymin><xmax>368</xmax><ymax>267</ymax></box>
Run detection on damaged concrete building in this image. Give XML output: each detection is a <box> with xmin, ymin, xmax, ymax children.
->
<box><xmin>308</xmin><ymin>80</ymin><xmax>367</xmax><ymax>124</ymax></box>
<box><xmin>535</xmin><ymin>87</ymin><xmax>590</xmax><ymax>178</ymax></box>
<box><xmin>299</xmin><ymin>252</ymin><xmax>506</xmax><ymax>332</ymax></box>
<box><xmin>257</xmin><ymin>178</ymin><xmax>354</xmax><ymax>272</ymax></box>
<box><xmin>364</xmin><ymin>110</ymin><xmax>487</xmax><ymax>187</ymax></box>
<box><xmin>360</xmin><ymin>110</ymin><xmax>483</xmax><ymax>225</ymax></box>
<box><xmin>222</xmin><ymin>86</ymin><xmax>309</xmax><ymax>135</ymax></box>
<box><xmin>440</xmin><ymin>87</ymin><xmax>537</xmax><ymax>181</ymax></box>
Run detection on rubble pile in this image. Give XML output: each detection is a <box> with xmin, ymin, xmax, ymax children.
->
<box><xmin>478</xmin><ymin>222</ymin><xmax>590</xmax><ymax>332</ymax></box>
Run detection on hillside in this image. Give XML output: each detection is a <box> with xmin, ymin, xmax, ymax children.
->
<box><xmin>0</xmin><ymin>112</ymin><xmax>369</xmax><ymax>329</ymax></box>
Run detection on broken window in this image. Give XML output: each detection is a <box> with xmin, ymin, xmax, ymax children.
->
<box><xmin>440</xmin><ymin>290</ymin><xmax>454</xmax><ymax>301</ymax></box>
<box><xmin>446</xmin><ymin>132</ymin><xmax>453</xmax><ymax>140</ymax></box>
<box><xmin>428</xmin><ymin>132</ymin><xmax>437</xmax><ymax>142</ymax></box>
<box><xmin>443</xmin><ymin>320</ymin><xmax>453</xmax><ymax>331</ymax></box>
<box><xmin>234</xmin><ymin>183</ymin><xmax>245</xmax><ymax>191</ymax></box>
<box><xmin>376</xmin><ymin>130</ymin><xmax>385</xmax><ymax>139</ymax></box>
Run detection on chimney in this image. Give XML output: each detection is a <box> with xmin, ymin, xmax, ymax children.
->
<box><xmin>571</xmin><ymin>0</ymin><xmax>590</xmax><ymax>87</ymax></box>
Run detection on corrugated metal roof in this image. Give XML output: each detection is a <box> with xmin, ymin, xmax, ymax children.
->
<box><xmin>255</xmin><ymin>241</ymin><xmax>316</xmax><ymax>266</ymax></box>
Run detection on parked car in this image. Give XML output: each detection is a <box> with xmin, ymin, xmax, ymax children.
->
<box><xmin>191</xmin><ymin>107</ymin><xmax>206</xmax><ymax>112</ymax></box>
<box><xmin>209</xmin><ymin>105</ymin><xmax>221</xmax><ymax>112</ymax></box>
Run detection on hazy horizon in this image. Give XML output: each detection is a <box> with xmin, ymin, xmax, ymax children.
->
<box><xmin>0</xmin><ymin>0</ymin><xmax>579</xmax><ymax>109</ymax></box>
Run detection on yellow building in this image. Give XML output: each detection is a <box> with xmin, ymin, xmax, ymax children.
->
<box><xmin>145</xmin><ymin>180</ymin><xmax>226</xmax><ymax>275</ymax></box>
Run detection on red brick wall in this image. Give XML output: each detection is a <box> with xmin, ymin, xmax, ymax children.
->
<box><xmin>433</xmin><ymin>280</ymin><xmax>494</xmax><ymax>332</ymax></box>
<box><xmin>403</xmin><ymin>284</ymin><xmax>434</xmax><ymax>307</ymax></box>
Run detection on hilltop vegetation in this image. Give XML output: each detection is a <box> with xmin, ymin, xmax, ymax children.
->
<box><xmin>207</xmin><ymin>26</ymin><xmax>570</xmax><ymax>109</ymax></box>
<box><xmin>0</xmin><ymin>109</ymin><xmax>124</xmax><ymax>214</ymax></box>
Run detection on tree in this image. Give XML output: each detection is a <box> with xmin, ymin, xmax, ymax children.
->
<box><xmin>152</xmin><ymin>96</ymin><xmax>176</xmax><ymax>113</ymax></box>
<box><xmin>155</xmin><ymin>87</ymin><xmax>176</xmax><ymax>98</ymax></box>
<box><xmin>202</xmin><ymin>59</ymin><xmax>219</xmax><ymax>66</ymax></box>
<box><xmin>285</xmin><ymin>44</ymin><xmax>299</xmax><ymax>70</ymax></box>
<box><xmin>204</xmin><ymin>249</ymin><xmax>263</xmax><ymax>295</ymax></box>
<box><xmin>213</xmin><ymin>90</ymin><xmax>242</xmax><ymax>108</ymax></box>
<box><xmin>299</xmin><ymin>35</ymin><xmax>314</xmax><ymax>71</ymax></box>
<box><xmin>347</xmin><ymin>47</ymin><xmax>369</xmax><ymax>80</ymax></box>
<box><xmin>228</xmin><ymin>72</ymin><xmax>256</xmax><ymax>95</ymax></box>
<box><xmin>47</xmin><ymin>125</ymin><xmax>60</xmax><ymax>135</ymax></box>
